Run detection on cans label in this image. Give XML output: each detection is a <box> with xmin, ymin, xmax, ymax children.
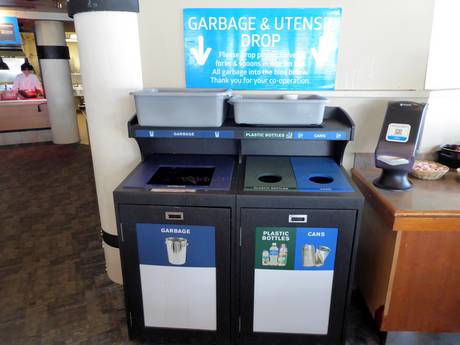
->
<box><xmin>255</xmin><ymin>227</ymin><xmax>338</xmax><ymax>271</ymax></box>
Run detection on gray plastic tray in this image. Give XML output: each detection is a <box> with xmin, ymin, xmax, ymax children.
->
<box><xmin>131</xmin><ymin>88</ymin><xmax>231</xmax><ymax>127</ymax></box>
<box><xmin>229</xmin><ymin>94</ymin><xmax>328</xmax><ymax>126</ymax></box>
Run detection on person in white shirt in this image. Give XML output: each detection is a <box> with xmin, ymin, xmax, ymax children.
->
<box><xmin>13</xmin><ymin>60</ymin><xmax>43</xmax><ymax>96</ymax></box>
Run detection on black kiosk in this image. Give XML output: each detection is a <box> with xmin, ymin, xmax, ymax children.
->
<box><xmin>114</xmin><ymin>106</ymin><xmax>363</xmax><ymax>345</ymax></box>
<box><xmin>373</xmin><ymin>101</ymin><xmax>427</xmax><ymax>190</ymax></box>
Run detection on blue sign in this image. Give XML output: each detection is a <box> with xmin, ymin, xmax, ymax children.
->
<box><xmin>137</xmin><ymin>224</ymin><xmax>215</xmax><ymax>268</ymax></box>
<box><xmin>135</xmin><ymin>129</ymin><xmax>235</xmax><ymax>139</ymax></box>
<box><xmin>243</xmin><ymin>130</ymin><xmax>349</xmax><ymax>141</ymax></box>
<box><xmin>0</xmin><ymin>17</ymin><xmax>21</xmax><ymax>46</ymax></box>
<box><xmin>135</xmin><ymin>129</ymin><xmax>348</xmax><ymax>140</ymax></box>
<box><xmin>387</xmin><ymin>136</ymin><xmax>406</xmax><ymax>142</ymax></box>
<box><xmin>294</xmin><ymin>131</ymin><xmax>347</xmax><ymax>140</ymax></box>
<box><xmin>184</xmin><ymin>8</ymin><xmax>342</xmax><ymax>90</ymax></box>
<box><xmin>294</xmin><ymin>228</ymin><xmax>338</xmax><ymax>271</ymax></box>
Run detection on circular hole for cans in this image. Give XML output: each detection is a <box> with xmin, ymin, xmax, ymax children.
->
<box><xmin>258</xmin><ymin>174</ymin><xmax>282</xmax><ymax>183</ymax></box>
<box><xmin>309</xmin><ymin>175</ymin><xmax>334</xmax><ymax>184</ymax></box>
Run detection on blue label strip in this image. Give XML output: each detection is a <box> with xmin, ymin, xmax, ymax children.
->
<box><xmin>243</xmin><ymin>131</ymin><xmax>349</xmax><ymax>141</ymax></box>
<box><xmin>294</xmin><ymin>131</ymin><xmax>348</xmax><ymax>140</ymax></box>
<box><xmin>387</xmin><ymin>135</ymin><xmax>407</xmax><ymax>142</ymax></box>
<box><xmin>135</xmin><ymin>129</ymin><xmax>235</xmax><ymax>139</ymax></box>
<box><xmin>135</xmin><ymin>129</ymin><xmax>349</xmax><ymax>141</ymax></box>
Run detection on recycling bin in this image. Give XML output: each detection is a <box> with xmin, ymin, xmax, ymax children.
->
<box><xmin>235</xmin><ymin>155</ymin><xmax>363</xmax><ymax>345</ymax></box>
<box><xmin>117</xmin><ymin>105</ymin><xmax>362</xmax><ymax>345</ymax></box>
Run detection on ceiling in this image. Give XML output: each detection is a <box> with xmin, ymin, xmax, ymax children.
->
<box><xmin>0</xmin><ymin>0</ymin><xmax>66</xmax><ymax>12</ymax></box>
<box><xmin>0</xmin><ymin>0</ymin><xmax>74</xmax><ymax>32</ymax></box>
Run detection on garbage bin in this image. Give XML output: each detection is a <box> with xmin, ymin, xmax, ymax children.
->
<box><xmin>114</xmin><ymin>154</ymin><xmax>236</xmax><ymax>344</ymax></box>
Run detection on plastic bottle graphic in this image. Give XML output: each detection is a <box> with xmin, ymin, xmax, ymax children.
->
<box><xmin>278</xmin><ymin>243</ymin><xmax>288</xmax><ymax>266</ymax></box>
<box><xmin>262</xmin><ymin>250</ymin><xmax>270</xmax><ymax>266</ymax></box>
<box><xmin>269</xmin><ymin>243</ymin><xmax>279</xmax><ymax>266</ymax></box>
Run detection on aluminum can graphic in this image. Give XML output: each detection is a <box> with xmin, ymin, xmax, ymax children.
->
<box><xmin>302</xmin><ymin>244</ymin><xmax>316</xmax><ymax>267</ymax></box>
<box><xmin>165</xmin><ymin>237</ymin><xmax>188</xmax><ymax>265</ymax></box>
<box><xmin>315</xmin><ymin>246</ymin><xmax>331</xmax><ymax>266</ymax></box>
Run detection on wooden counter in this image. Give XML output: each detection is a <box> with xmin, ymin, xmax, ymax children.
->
<box><xmin>352</xmin><ymin>168</ymin><xmax>460</xmax><ymax>332</ymax></box>
<box><xmin>0</xmin><ymin>99</ymin><xmax>50</xmax><ymax>132</ymax></box>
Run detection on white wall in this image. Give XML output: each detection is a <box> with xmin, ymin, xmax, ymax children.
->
<box><xmin>425</xmin><ymin>0</ymin><xmax>460</xmax><ymax>90</ymax></box>
<box><xmin>137</xmin><ymin>0</ymin><xmax>436</xmax><ymax>169</ymax></box>
<box><xmin>419</xmin><ymin>90</ymin><xmax>460</xmax><ymax>153</ymax></box>
<box><xmin>419</xmin><ymin>0</ymin><xmax>460</xmax><ymax>153</ymax></box>
<box><xmin>139</xmin><ymin>0</ymin><xmax>434</xmax><ymax>90</ymax></box>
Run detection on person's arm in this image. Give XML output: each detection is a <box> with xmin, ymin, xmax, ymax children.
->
<box><xmin>32</xmin><ymin>75</ymin><xmax>44</xmax><ymax>95</ymax></box>
<box><xmin>12</xmin><ymin>75</ymin><xmax>20</xmax><ymax>90</ymax></box>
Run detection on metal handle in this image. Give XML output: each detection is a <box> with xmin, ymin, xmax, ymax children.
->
<box><xmin>165</xmin><ymin>212</ymin><xmax>184</xmax><ymax>221</ymax></box>
<box><xmin>288</xmin><ymin>214</ymin><xmax>308</xmax><ymax>223</ymax></box>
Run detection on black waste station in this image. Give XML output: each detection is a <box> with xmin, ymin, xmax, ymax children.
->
<box><xmin>114</xmin><ymin>103</ymin><xmax>363</xmax><ymax>345</ymax></box>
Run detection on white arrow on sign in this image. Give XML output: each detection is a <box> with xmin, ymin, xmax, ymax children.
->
<box><xmin>311</xmin><ymin>35</ymin><xmax>337</xmax><ymax>68</ymax></box>
<box><xmin>190</xmin><ymin>36</ymin><xmax>212</xmax><ymax>66</ymax></box>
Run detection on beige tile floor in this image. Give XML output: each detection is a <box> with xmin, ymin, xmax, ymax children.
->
<box><xmin>77</xmin><ymin>110</ymin><xmax>90</xmax><ymax>145</ymax></box>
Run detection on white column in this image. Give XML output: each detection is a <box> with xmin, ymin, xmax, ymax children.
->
<box><xmin>73</xmin><ymin>11</ymin><xmax>142</xmax><ymax>284</ymax></box>
<box><xmin>35</xmin><ymin>20</ymin><xmax>79</xmax><ymax>144</ymax></box>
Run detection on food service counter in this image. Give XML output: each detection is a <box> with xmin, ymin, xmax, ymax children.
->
<box><xmin>0</xmin><ymin>98</ymin><xmax>50</xmax><ymax>132</ymax></box>
<box><xmin>351</xmin><ymin>168</ymin><xmax>460</xmax><ymax>333</ymax></box>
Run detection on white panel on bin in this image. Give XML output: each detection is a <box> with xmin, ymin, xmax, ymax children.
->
<box><xmin>253</xmin><ymin>270</ymin><xmax>333</xmax><ymax>334</ymax></box>
<box><xmin>140</xmin><ymin>265</ymin><xmax>217</xmax><ymax>330</ymax></box>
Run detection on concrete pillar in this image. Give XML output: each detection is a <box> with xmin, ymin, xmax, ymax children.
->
<box><xmin>68</xmin><ymin>1</ymin><xmax>142</xmax><ymax>284</ymax></box>
<box><xmin>35</xmin><ymin>20</ymin><xmax>79</xmax><ymax>144</ymax></box>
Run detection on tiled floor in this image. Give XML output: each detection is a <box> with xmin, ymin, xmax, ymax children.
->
<box><xmin>76</xmin><ymin>111</ymin><xmax>90</xmax><ymax>145</ymax></box>
<box><xmin>0</xmin><ymin>143</ymin><xmax>382</xmax><ymax>345</ymax></box>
